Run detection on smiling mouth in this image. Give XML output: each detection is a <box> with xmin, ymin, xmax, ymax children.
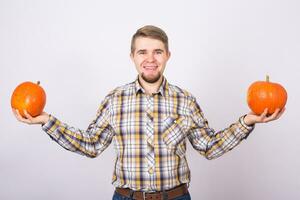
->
<box><xmin>143</xmin><ymin>65</ymin><xmax>158</xmax><ymax>71</ymax></box>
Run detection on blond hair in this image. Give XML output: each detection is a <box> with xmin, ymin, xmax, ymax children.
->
<box><xmin>131</xmin><ymin>25</ymin><xmax>169</xmax><ymax>54</ymax></box>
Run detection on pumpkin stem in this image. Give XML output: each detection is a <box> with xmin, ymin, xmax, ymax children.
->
<box><xmin>266</xmin><ymin>75</ymin><xmax>270</xmax><ymax>82</ymax></box>
<box><xmin>37</xmin><ymin>81</ymin><xmax>40</xmax><ymax>85</ymax></box>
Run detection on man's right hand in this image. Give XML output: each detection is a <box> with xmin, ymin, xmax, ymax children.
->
<box><xmin>13</xmin><ymin>109</ymin><xmax>50</xmax><ymax>125</ymax></box>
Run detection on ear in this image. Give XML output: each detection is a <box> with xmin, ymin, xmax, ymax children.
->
<box><xmin>167</xmin><ymin>51</ymin><xmax>171</xmax><ymax>60</ymax></box>
<box><xmin>130</xmin><ymin>52</ymin><xmax>134</xmax><ymax>61</ymax></box>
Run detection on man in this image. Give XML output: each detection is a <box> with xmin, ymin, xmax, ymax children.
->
<box><xmin>13</xmin><ymin>25</ymin><xmax>285</xmax><ymax>200</ymax></box>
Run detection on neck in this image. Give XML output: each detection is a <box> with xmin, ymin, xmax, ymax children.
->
<box><xmin>138</xmin><ymin>75</ymin><xmax>163</xmax><ymax>95</ymax></box>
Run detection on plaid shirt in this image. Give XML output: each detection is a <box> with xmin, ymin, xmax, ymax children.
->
<box><xmin>42</xmin><ymin>77</ymin><xmax>254</xmax><ymax>191</ymax></box>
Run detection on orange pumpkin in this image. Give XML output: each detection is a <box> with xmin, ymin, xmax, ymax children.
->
<box><xmin>11</xmin><ymin>81</ymin><xmax>46</xmax><ymax>117</ymax></box>
<box><xmin>247</xmin><ymin>75</ymin><xmax>287</xmax><ymax>115</ymax></box>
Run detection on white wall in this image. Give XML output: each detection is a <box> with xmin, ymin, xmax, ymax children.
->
<box><xmin>0</xmin><ymin>0</ymin><xmax>299</xmax><ymax>199</ymax></box>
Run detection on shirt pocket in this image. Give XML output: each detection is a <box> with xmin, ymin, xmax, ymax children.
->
<box><xmin>162</xmin><ymin>114</ymin><xmax>187</xmax><ymax>158</ymax></box>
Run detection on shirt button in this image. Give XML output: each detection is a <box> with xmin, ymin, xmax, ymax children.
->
<box><xmin>148</xmin><ymin>168</ymin><xmax>154</xmax><ymax>174</ymax></box>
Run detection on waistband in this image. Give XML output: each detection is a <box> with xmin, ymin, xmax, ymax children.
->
<box><xmin>115</xmin><ymin>184</ymin><xmax>188</xmax><ymax>200</ymax></box>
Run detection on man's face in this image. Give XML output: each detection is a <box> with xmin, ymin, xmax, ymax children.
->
<box><xmin>130</xmin><ymin>37</ymin><xmax>170</xmax><ymax>84</ymax></box>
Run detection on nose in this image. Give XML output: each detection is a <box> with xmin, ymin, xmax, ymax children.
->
<box><xmin>146</xmin><ymin>53</ymin><xmax>155</xmax><ymax>62</ymax></box>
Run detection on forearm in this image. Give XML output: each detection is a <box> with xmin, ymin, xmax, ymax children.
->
<box><xmin>189</xmin><ymin>116</ymin><xmax>254</xmax><ymax>160</ymax></box>
<box><xmin>42</xmin><ymin>115</ymin><xmax>112</xmax><ymax>158</ymax></box>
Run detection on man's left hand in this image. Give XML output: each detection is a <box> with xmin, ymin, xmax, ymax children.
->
<box><xmin>244</xmin><ymin>108</ymin><xmax>286</xmax><ymax>126</ymax></box>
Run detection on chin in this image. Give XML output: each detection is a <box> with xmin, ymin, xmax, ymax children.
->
<box><xmin>141</xmin><ymin>73</ymin><xmax>162</xmax><ymax>84</ymax></box>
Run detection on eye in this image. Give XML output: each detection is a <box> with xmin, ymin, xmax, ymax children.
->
<box><xmin>155</xmin><ymin>50</ymin><xmax>163</xmax><ymax>55</ymax></box>
<box><xmin>137</xmin><ymin>51</ymin><xmax>146</xmax><ymax>55</ymax></box>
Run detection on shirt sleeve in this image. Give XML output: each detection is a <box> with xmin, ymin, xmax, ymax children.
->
<box><xmin>187</xmin><ymin>97</ymin><xmax>254</xmax><ymax>160</ymax></box>
<box><xmin>42</xmin><ymin>94</ymin><xmax>114</xmax><ymax>158</ymax></box>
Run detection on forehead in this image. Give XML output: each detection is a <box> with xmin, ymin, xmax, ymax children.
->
<box><xmin>134</xmin><ymin>37</ymin><xmax>166</xmax><ymax>51</ymax></box>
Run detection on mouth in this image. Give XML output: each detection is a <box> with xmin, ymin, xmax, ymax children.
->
<box><xmin>143</xmin><ymin>65</ymin><xmax>158</xmax><ymax>71</ymax></box>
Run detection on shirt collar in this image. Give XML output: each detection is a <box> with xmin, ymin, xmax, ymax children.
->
<box><xmin>134</xmin><ymin>76</ymin><xmax>169</xmax><ymax>97</ymax></box>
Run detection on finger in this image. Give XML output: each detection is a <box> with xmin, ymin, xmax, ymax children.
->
<box><xmin>14</xmin><ymin>109</ymin><xmax>24</xmax><ymax>120</ymax></box>
<box><xmin>12</xmin><ymin>108</ymin><xmax>18</xmax><ymax>117</ymax></box>
<box><xmin>23</xmin><ymin>110</ymin><xmax>33</xmax><ymax>120</ymax></box>
<box><xmin>270</xmin><ymin>108</ymin><xmax>280</xmax><ymax>118</ymax></box>
<box><xmin>264</xmin><ymin>108</ymin><xmax>280</xmax><ymax>122</ymax></box>
<box><xmin>23</xmin><ymin>110</ymin><xmax>36</xmax><ymax>124</ymax></box>
<box><xmin>275</xmin><ymin>107</ymin><xmax>286</xmax><ymax>120</ymax></box>
<box><xmin>15</xmin><ymin>109</ymin><xmax>31</xmax><ymax>124</ymax></box>
<box><xmin>259</xmin><ymin>108</ymin><xmax>268</xmax><ymax>121</ymax></box>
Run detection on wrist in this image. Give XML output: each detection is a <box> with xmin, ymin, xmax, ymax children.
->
<box><xmin>243</xmin><ymin>115</ymin><xmax>255</xmax><ymax>126</ymax></box>
<box><xmin>42</xmin><ymin>114</ymin><xmax>50</xmax><ymax>125</ymax></box>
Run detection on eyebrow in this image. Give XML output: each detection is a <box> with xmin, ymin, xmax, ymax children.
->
<box><xmin>154</xmin><ymin>49</ymin><xmax>164</xmax><ymax>52</ymax></box>
<box><xmin>136</xmin><ymin>49</ymin><xmax>147</xmax><ymax>54</ymax></box>
<box><xmin>136</xmin><ymin>49</ymin><xmax>165</xmax><ymax>53</ymax></box>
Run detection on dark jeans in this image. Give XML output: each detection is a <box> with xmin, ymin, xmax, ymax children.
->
<box><xmin>112</xmin><ymin>191</ymin><xmax>191</xmax><ymax>200</ymax></box>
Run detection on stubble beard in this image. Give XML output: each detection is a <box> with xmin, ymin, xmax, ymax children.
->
<box><xmin>141</xmin><ymin>72</ymin><xmax>162</xmax><ymax>84</ymax></box>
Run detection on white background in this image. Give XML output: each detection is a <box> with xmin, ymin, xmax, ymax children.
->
<box><xmin>0</xmin><ymin>0</ymin><xmax>299</xmax><ymax>199</ymax></box>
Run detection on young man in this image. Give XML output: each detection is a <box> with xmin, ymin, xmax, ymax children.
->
<box><xmin>14</xmin><ymin>25</ymin><xmax>284</xmax><ymax>200</ymax></box>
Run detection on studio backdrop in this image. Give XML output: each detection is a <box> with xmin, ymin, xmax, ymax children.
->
<box><xmin>0</xmin><ymin>0</ymin><xmax>299</xmax><ymax>200</ymax></box>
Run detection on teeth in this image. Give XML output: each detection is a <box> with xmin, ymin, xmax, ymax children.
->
<box><xmin>144</xmin><ymin>66</ymin><xmax>157</xmax><ymax>68</ymax></box>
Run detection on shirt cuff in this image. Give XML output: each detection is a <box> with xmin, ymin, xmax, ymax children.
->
<box><xmin>240</xmin><ymin>115</ymin><xmax>255</xmax><ymax>130</ymax></box>
<box><xmin>41</xmin><ymin>115</ymin><xmax>61</xmax><ymax>140</ymax></box>
<box><xmin>238</xmin><ymin>115</ymin><xmax>255</xmax><ymax>139</ymax></box>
